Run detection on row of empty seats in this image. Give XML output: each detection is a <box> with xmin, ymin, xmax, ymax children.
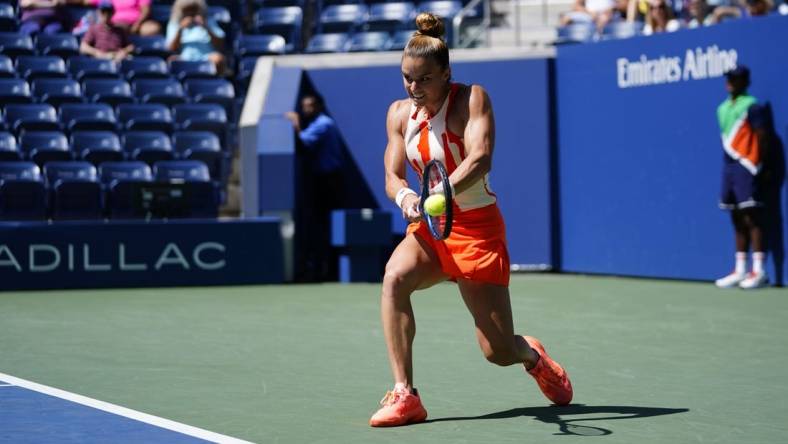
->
<box><xmin>0</xmin><ymin>160</ymin><xmax>220</xmax><ymax>220</ymax></box>
<box><xmin>0</xmin><ymin>130</ymin><xmax>226</xmax><ymax>179</ymax></box>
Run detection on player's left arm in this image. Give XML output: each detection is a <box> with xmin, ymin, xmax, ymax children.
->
<box><xmin>450</xmin><ymin>84</ymin><xmax>495</xmax><ymax>194</ymax></box>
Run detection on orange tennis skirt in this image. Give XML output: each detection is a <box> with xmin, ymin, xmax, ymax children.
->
<box><xmin>408</xmin><ymin>203</ymin><xmax>510</xmax><ymax>286</ymax></box>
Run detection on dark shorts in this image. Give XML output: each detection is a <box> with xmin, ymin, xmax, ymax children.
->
<box><xmin>719</xmin><ymin>162</ymin><xmax>762</xmax><ymax>210</ymax></box>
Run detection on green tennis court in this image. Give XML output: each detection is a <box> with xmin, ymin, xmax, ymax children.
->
<box><xmin>1</xmin><ymin>274</ymin><xmax>786</xmax><ymax>443</ymax></box>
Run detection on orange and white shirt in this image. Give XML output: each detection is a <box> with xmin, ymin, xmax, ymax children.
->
<box><xmin>404</xmin><ymin>83</ymin><xmax>496</xmax><ymax>212</ymax></box>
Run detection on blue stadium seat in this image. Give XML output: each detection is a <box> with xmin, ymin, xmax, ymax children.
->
<box><xmin>150</xmin><ymin>4</ymin><xmax>171</xmax><ymax>25</ymax></box>
<box><xmin>68</xmin><ymin>56</ymin><xmax>120</xmax><ymax>81</ymax></box>
<box><xmin>172</xmin><ymin>130</ymin><xmax>223</xmax><ymax>179</ymax></box>
<box><xmin>389</xmin><ymin>29</ymin><xmax>416</xmax><ymax>50</ymax></box>
<box><xmin>0</xmin><ymin>4</ymin><xmax>16</xmax><ymax>32</ymax></box>
<box><xmin>366</xmin><ymin>2</ymin><xmax>416</xmax><ymax>32</ymax></box>
<box><xmin>0</xmin><ymin>54</ymin><xmax>13</xmax><ymax>77</ymax></box>
<box><xmin>601</xmin><ymin>21</ymin><xmax>643</xmax><ymax>40</ymax></box>
<box><xmin>555</xmin><ymin>22</ymin><xmax>596</xmax><ymax>44</ymax></box>
<box><xmin>0</xmin><ymin>33</ymin><xmax>34</xmax><ymax>58</ymax></box>
<box><xmin>153</xmin><ymin>159</ymin><xmax>219</xmax><ymax>218</ymax></box>
<box><xmin>184</xmin><ymin>78</ymin><xmax>235</xmax><ymax>115</ymax></box>
<box><xmin>4</xmin><ymin>104</ymin><xmax>59</xmax><ymax>133</ymax></box>
<box><xmin>129</xmin><ymin>35</ymin><xmax>171</xmax><ymax>58</ymax></box>
<box><xmin>59</xmin><ymin>103</ymin><xmax>117</xmax><ymax>132</ymax></box>
<box><xmin>117</xmin><ymin>103</ymin><xmax>174</xmax><ymax>133</ymax></box>
<box><xmin>71</xmin><ymin>130</ymin><xmax>124</xmax><ymax>165</ymax></box>
<box><xmin>0</xmin><ymin>78</ymin><xmax>33</xmax><ymax>104</ymax></box>
<box><xmin>0</xmin><ymin>131</ymin><xmax>20</xmax><ymax>161</ymax></box>
<box><xmin>347</xmin><ymin>31</ymin><xmax>391</xmax><ymax>52</ymax></box>
<box><xmin>207</xmin><ymin>5</ymin><xmax>231</xmax><ymax>31</ymax></box>
<box><xmin>133</xmin><ymin>78</ymin><xmax>186</xmax><ymax>106</ymax></box>
<box><xmin>82</xmin><ymin>78</ymin><xmax>134</xmax><ymax>107</ymax></box>
<box><xmin>235</xmin><ymin>34</ymin><xmax>287</xmax><ymax>57</ymax></box>
<box><xmin>44</xmin><ymin>161</ymin><xmax>102</xmax><ymax>220</ymax></box>
<box><xmin>32</xmin><ymin>79</ymin><xmax>83</xmax><ymax>106</ymax></box>
<box><xmin>305</xmin><ymin>33</ymin><xmax>348</xmax><ymax>53</ymax></box>
<box><xmin>35</xmin><ymin>33</ymin><xmax>80</xmax><ymax>58</ymax></box>
<box><xmin>417</xmin><ymin>0</ymin><xmax>462</xmax><ymax>18</ymax></box>
<box><xmin>19</xmin><ymin>131</ymin><xmax>72</xmax><ymax>165</ymax></box>
<box><xmin>15</xmin><ymin>55</ymin><xmax>67</xmax><ymax>80</ymax></box>
<box><xmin>170</xmin><ymin>60</ymin><xmax>217</xmax><ymax>81</ymax></box>
<box><xmin>120</xmin><ymin>57</ymin><xmax>170</xmax><ymax>80</ymax></box>
<box><xmin>249</xmin><ymin>0</ymin><xmax>305</xmax><ymax>6</ymax></box>
<box><xmin>319</xmin><ymin>4</ymin><xmax>368</xmax><ymax>34</ymax></box>
<box><xmin>98</xmin><ymin>160</ymin><xmax>153</xmax><ymax>219</ymax></box>
<box><xmin>122</xmin><ymin>130</ymin><xmax>174</xmax><ymax>165</ymax></box>
<box><xmin>0</xmin><ymin>161</ymin><xmax>46</xmax><ymax>220</ymax></box>
<box><xmin>253</xmin><ymin>6</ymin><xmax>303</xmax><ymax>51</ymax></box>
<box><xmin>173</xmin><ymin>103</ymin><xmax>227</xmax><ymax>136</ymax></box>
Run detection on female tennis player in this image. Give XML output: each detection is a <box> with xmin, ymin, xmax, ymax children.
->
<box><xmin>369</xmin><ymin>13</ymin><xmax>573</xmax><ymax>427</ymax></box>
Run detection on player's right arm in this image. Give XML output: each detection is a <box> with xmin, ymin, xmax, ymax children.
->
<box><xmin>384</xmin><ymin>100</ymin><xmax>420</xmax><ymax>221</ymax></box>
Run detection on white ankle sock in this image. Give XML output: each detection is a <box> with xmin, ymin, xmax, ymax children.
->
<box><xmin>735</xmin><ymin>252</ymin><xmax>747</xmax><ymax>274</ymax></box>
<box><xmin>752</xmin><ymin>252</ymin><xmax>765</xmax><ymax>274</ymax></box>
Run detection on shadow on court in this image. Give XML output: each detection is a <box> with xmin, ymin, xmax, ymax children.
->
<box><xmin>425</xmin><ymin>404</ymin><xmax>690</xmax><ymax>436</ymax></box>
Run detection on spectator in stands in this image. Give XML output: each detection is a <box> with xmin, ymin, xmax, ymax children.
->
<box><xmin>712</xmin><ymin>0</ymin><xmax>774</xmax><ymax>20</ymax></box>
<box><xmin>686</xmin><ymin>0</ymin><xmax>716</xmax><ymax>26</ymax></box>
<box><xmin>560</xmin><ymin>0</ymin><xmax>616</xmax><ymax>30</ymax></box>
<box><xmin>166</xmin><ymin>0</ymin><xmax>226</xmax><ymax>74</ymax></box>
<box><xmin>714</xmin><ymin>66</ymin><xmax>771</xmax><ymax>289</ymax></box>
<box><xmin>84</xmin><ymin>0</ymin><xmax>160</xmax><ymax>36</ymax></box>
<box><xmin>285</xmin><ymin>93</ymin><xmax>345</xmax><ymax>282</ymax></box>
<box><xmin>643</xmin><ymin>0</ymin><xmax>682</xmax><ymax>33</ymax></box>
<box><xmin>18</xmin><ymin>0</ymin><xmax>70</xmax><ymax>35</ymax></box>
<box><xmin>79</xmin><ymin>2</ymin><xmax>134</xmax><ymax>61</ymax></box>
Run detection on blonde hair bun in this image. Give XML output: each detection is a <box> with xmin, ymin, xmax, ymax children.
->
<box><xmin>415</xmin><ymin>12</ymin><xmax>445</xmax><ymax>40</ymax></box>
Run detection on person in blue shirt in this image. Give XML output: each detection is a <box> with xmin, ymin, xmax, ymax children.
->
<box><xmin>166</xmin><ymin>0</ymin><xmax>225</xmax><ymax>74</ymax></box>
<box><xmin>286</xmin><ymin>94</ymin><xmax>346</xmax><ymax>281</ymax></box>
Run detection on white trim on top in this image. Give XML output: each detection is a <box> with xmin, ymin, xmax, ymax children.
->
<box><xmin>0</xmin><ymin>372</ymin><xmax>255</xmax><ymax>444</ymax></box>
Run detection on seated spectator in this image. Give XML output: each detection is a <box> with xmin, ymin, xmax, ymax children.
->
<box><xmin>79</xmin><ymin>1</ymin><xmax>134</xmax><ymax>61</ymax></box>
<box><xmin>687</xmin><ymin>0</ymin><xmax>716</xmax><ymax>26</ymax></box>
<box><xmin>84</xmin><ymin>0</ymin><xmax>161</xmax><ymax>36</ymax></box>
<box><xmin>643</xmin><ymin>0</ymin><xmax>682</xmax><ymax>33</ymax></box>
<box><xmin>18</xmin><ymin>0</ymin><xmax>71</xmax><ymax>35</ymax></box>
<box><xmin>560</xmin><ymin>0</ymin><xmax>616</xmax><ymax>30</ymax></box>
<box><xmin>712</xmin><ymin>0</ymin><xmax>774</xmax><ymax>20</ymax></box>
<box><xmin>166</xmin><ymin>0</ymin><xmax>225</xmax><ymax>74</ymax></box>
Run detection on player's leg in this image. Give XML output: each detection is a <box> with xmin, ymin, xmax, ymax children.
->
<box><xmin>740</xmin><ymin>207</ymin><xmax>768</xmax><ymax>288</ymax></box>
<box><xmin>457</xmin><ymin>280</ymin><xmax>534</xmax><ymax>366</ymax></box>
<box><xmin>381</xmin><ymin>233</ymin><xmax>446</xmax><ymax>388</ymax></box>
<box><xmin>716</xmin><ymin>209</ymin><xmax>749</xmax><ymax>288</ymax></box>
<box><xmin>458</xmin><ymin>280</ymin><xmax>572</xmax><ymax>405</ymax></box>
<box><xmin>370</xmin><ymin>233</ymin><xmax>446</xmax><ymax>427</ymax></box>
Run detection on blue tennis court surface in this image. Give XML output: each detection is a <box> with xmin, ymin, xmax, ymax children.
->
<box><xmin>0</xmin><ymin>374</ymin><xmax>251</xmax><ymax>444</ymax></box>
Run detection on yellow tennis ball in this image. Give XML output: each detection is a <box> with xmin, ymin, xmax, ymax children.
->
<box><xmin>424</xmin><ymin>194</ymin><xmax>446</xmax><ymax>216</ymax></box>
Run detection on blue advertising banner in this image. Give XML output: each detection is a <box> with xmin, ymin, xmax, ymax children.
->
<box><xmin>557</xmin><ymin>15</ymin><xmax>788</xmax><ymax>282</ymax></box>
<box><xmin>0</xmin><ymin>218</ymin><xmax>284</xmax><ymax>290</ymax></box>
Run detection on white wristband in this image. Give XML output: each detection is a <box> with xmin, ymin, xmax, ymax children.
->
<box><xmin>395</xmin><ymin>187</ymin><xmax>417</xmax><ymax>209</ymax></box>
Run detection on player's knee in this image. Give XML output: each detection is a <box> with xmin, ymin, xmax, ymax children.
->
<box><xmin>382</xmin><ymin>265</ymin><xmax>415</xmax><ymax>296</ymax></box>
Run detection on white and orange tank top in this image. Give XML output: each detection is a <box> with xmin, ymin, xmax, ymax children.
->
<box><xmin>404</xmin><ymin>83</ymin><xmax>496</xmax><ymax>212</ymax></box>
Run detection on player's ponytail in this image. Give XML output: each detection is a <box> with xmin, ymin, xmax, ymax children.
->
<box><xmin>405</xmin><ymin>13</ymin><xmax>450</xmax><ymax>70</ymax></box>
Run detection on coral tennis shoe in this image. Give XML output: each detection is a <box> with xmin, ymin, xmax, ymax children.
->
<box><xmin>524</xmin><ymin>336</ymin><xmax>573</xmax><ymax>406</ymax></box>
<box><xmin>369</xmin><ymin>387</ymin><xmax>428</xmax><ymax>427</ymax></box>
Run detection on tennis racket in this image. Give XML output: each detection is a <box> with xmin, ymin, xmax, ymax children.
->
<box><xmin>419</xmin><ymin>159</ymin><xmax>453</xmax><ymax>240</ymax></box>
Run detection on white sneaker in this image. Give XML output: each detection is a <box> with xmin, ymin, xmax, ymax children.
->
<box><xmin>739</xmin><ymin>272</ymin><xmax>768</xmax><ymax>289</ymax></box>
<box><xmin>715</xmin><ymin>272</ymin><xmax>746</xmax><ymax>288</ymax></box>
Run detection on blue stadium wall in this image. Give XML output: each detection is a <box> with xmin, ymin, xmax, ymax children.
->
<box><xmin>556</xmin><ymin>14</ymin><xmax>788</xmax><ymax>283</ymax></box>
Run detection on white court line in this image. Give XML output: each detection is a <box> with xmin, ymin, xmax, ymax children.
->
<box><xmin>0</xmin><ymin>372</ymin><xmax>254</xmax><ymax>444</ymax></box>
